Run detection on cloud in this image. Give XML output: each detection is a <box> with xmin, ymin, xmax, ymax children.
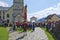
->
<box><xmin>0</xmin><ymin>1</ymin><xmax>9</xmax><ymax>7</ymax></box>
<box><xmin>27</xmin><ymin>3</ymin><xmax>60</xmax><ymax>21</ymax></box>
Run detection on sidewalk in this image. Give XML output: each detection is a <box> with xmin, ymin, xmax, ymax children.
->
<box><xmin>9</xmin><ymin>27</ymin><xmax>48</xmax><ymax>40</ymax></box>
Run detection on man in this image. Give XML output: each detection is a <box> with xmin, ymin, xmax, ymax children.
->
<box><xmin>32</xmin><ymin>22</ymin><xmax>35</xmax><ymax>31</ymax></box>
<box><xmin>13</xmin><ymin>22</ymin><xmax>16</xmax><ymax>31</ymax></box>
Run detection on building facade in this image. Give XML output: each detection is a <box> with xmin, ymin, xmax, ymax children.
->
<box><xmin>30</xmin><ymin>16</ymin><xmax>37</xmax><ymax>22</ymax></box>
<box><xmin>46</xmin><ymin>14</ymin><xmax>60</xmax><ymax>22</ymax></box>
<box><xmin>0</xmin><ymin>0</ymin><xmax>27</xmax><ymax>25</ymax></box>
<box><xmin>13</xmin><ymin>0</ymin><xmax>24</xmax><ymax>22</ymax></box>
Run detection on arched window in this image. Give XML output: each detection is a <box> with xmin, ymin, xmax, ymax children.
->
<box><xmin>0</xmin><ymin>11</ymin><xmax>1</xmax><ymax>14</ymax></box>
<box><xmin>7</xmin><ymin>14</ymin><xmax>9</xmax><ymax>18</ymax></box>
<box><xmin>0</xmin><ymin>16</ymin><xmax>1</xmax><ymax>19</ymax></box>
<box><xmin>7</xmin><ymin>20</ymin><xmax>9</xmax><ymax>23</ymax></box>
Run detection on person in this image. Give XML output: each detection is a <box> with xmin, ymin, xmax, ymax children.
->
<box><xmin>4</xmin><ymin>21</ymin><xmax>7</xmax><ymax>27</ymax></box>
<box><xmin>28</xmin><ymin>22</ymin><xmax>32</xmax><ymax>29</ymax></box>
<box><xmin>45</xmin><ymin>22</ymin><xmax>48</xmax><ymax>31</ymax></box>
<box><xmin>16</xmin><ymin>22</ymin><xmax>20</xmax><ymax>28</ymax></box>
<box><xmin>50</xmin><ymin>22</ymin><xmax>54</xmax><ymax>32</ymax></box>
<box><xmin>48</xmin><ymin>22</ymin><xmax>51</xmax><ymax>30</ymax></box>
<box><xmin>32</xmin><ymin>22</ymin><xmax>35</xmax><ymax>31</ymax></box>
<box><xmin>13</xmin><ymin>22</ymin><xmax>16</xmax><ymax>31</ymax></box>
<box><xmin>23</xmin><ymin>22</ymin><xmax>27</xmax><ymax>32</ymax></box>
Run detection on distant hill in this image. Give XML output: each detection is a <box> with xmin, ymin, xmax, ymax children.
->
<box><xmin>38</xmin><ymin>17</ymin><xmax>46</xmax><ymax>22</ymax></box>
<box><xmin>58</xmin><ymin>15</ymin><xmax>60</xmax><ymax>18</ymax></box>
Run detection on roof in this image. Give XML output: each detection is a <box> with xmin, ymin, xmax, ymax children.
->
<box><xmin>0</xmin><ymin>6</ymin><xmax>9</xmax><ymax>10</ymax></box>
<box><xmin>30</xmin><ymin>16</ymin><xmax>37</xmax><ymax>19</ymax></box>
<box><xmin>46</xmin><ymin>14</ymin><xmax>57</xmax><ymax>19</ymax></box>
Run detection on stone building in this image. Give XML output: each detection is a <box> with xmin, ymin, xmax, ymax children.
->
<box><xmin>30</xmin><ymin>16</ymin><xmax>37</xmax><ymax>22</ymax></box>
<box><xmin>0</xmin><ymin>0</ymin><xmax>27</xmax><ymax>25</ymax></box>
<box><xmin>46</xmin><ymin>14</ymin><xmax>60</xmax><ymax>22</ymax></box>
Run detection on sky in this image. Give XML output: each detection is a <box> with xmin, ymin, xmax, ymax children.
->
<box><xmin>25</xmin><ymin>0</ymin><xmax>59</xmax><ymax>13</ymax></box>
<box><xmin>0</xmin><ymin>0</ymin><xmax>60</xmax><ymax>13</ymax></box>
<box><xmin>0</xmin><ymin>0</ymin><xmax>60</xmax><ymax>21</ymax></box>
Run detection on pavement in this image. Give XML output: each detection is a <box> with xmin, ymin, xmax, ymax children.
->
<box><xmin>9</xmin><ymin>27</ymin><xmax>48</xmax><ymax>40</ymax></box>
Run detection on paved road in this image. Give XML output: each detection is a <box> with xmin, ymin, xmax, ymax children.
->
<box><xmin>9</xmin><ymin>27</ymin><xmax>48</xmax><ymax>40</ymax></box>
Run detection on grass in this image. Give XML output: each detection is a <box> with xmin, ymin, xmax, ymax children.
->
<box><xmin>16</xmin><ymin>27</ymin><xmax>32</xmax><ymax>32</ymax></box>
<box><xmin>0</xmin><ymin>27</ymin><xmax>9</xmax><ymax>40</ymax></box>
<box><xmin>41</xmin><ymin>27</ymin><xmax>56</xmax><ymax>40</ymax></box>
<box><xmin>0</xmin><ymin>26</ymin><xmax>55</xmax><ymax>40</ymax></box>
<box><xmin>27</xmin><ymin>28</ymin><xmax>32</xmax><ymax>32</ymax></box>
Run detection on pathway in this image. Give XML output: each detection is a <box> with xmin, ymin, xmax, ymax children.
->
<box><xmin>9</xmin><ymin>27</ymin><xmax>48</xmax><ymax>40</ymax></box>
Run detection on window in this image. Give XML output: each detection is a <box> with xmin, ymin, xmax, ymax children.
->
<box><xmin>3</xmin><ymin>11</ymin><xmax>5</xmax><ymax>19</ymax></box>
<box><xmin>7</xmin><ymin>14</ymin><xmax>9</xmax><ymax>18</ymax></box>
<box><xmin>0</xmin><ymin>11</ymin><xmax>1</xmax><ymax>15</ymax></box>
<box><xmin>0</xmin><ymin>16</ymin><xmax>1</xmax><ymax>19</ymax></box>
<box><xmin>13</xmin><ymin>9</ymin><xmax>22</xmax><ymax>11</ymax></box>
<box><xmin>3</xmin><ymin>16</ymin><xmax>4</xmax><ymax>19</ymax></box>
<box><xmin>3</xmin><ymin>11</ymin><xmax>4</xmax><ymax>14</ymax></box>
<box><xmin>20</xmin><ymin>0</ymin><xmax>23</xmax><ymax>3</ymax></box>
<box><xmin>13</xmin><ymin>0</ymin><xmax>20</xmax><ymax>3</ymax></box>
<box><xmin>7</xmin><ymin>20</ymin><xmax>9</xmax><ymax>23</ymax></box>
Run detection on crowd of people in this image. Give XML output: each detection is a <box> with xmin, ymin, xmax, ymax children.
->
<box><xmin>45</xmin><ymin>21</ymin><xmax>60</xmax><ymax>40</ymax></box>
<box><xmin>12</xmin><ymin>22</ymin><xmax>36</xmax><ymax>32</ymax></box>
<box><xmin>2</xmin><ymin>20</ymin><xmax>60</xmax><ymax>40</ymax></box>
<box><xmin>37</xmin><ymin>20</ymin><xmax>60</xmax><ymax>40</ymax></box>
